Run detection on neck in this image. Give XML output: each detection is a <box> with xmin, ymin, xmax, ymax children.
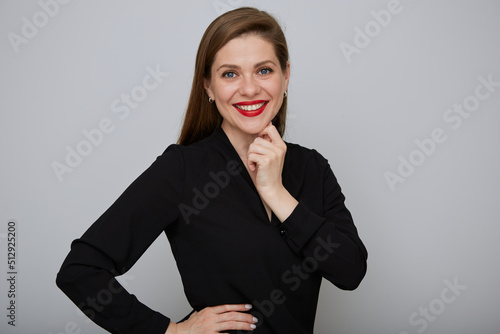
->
<box><xmin>221</xmin><ymin>123</ymin><xmax>258</xmax><ymax>164</ymax></box>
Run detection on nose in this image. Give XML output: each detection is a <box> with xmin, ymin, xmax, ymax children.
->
<box><xmin>239</xmin><ymin>75</ymin><xmax>260</xmax><ymax>97</ymax></box>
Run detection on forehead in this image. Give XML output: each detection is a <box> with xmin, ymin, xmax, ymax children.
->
<box><xmin>212</xmin><ymin>34</ymin><xmax>277</xmax><ymax>67</ymax></box>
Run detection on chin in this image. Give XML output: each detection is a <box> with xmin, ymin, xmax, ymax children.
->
<box><xmin>237</xmin><ymin>118</ymin><xmax>272</xmax><ymax>135</ymax></box>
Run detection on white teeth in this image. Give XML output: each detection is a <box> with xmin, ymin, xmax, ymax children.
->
<box><xmin>235</xmin><ymin>102</ymin><xmax>266</xmax><ymax>111</ymax></box>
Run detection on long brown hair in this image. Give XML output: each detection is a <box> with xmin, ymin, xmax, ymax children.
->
<box><xmin>177</xmin><ymin>7</ymin><xmax>290</xmax><ymax>146</ymax></box>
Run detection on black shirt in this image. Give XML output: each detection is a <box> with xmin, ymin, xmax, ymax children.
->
<box><xmin>56</xmin><ymin>126</ymin><xmax>368</xmax><ymax>334</ymax></box>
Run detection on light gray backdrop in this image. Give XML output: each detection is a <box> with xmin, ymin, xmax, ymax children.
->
<box><xmin>1</xmin><ymin>0</ymin><xmax>499</xmax><ymax>333</ymax></box>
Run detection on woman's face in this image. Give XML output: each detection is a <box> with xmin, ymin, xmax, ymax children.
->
<box><xmin>205</xmin><ymin>34</ymin><xmax>290</xmax><ymax>138</ymax></box>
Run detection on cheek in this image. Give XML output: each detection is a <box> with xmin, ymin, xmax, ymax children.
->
<box><xmin>214</xmin><ymin>82</ymin><xmax>237</xmax><ymax>102</ymax></box>
<box><xmin>267</xmin><ymin>77</ymin><xmax>286</xmax><ymax>97</ymax></box>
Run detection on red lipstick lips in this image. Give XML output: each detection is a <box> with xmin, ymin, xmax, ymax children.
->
<box><xmin>233</xmin><ymin>100</ymin><xmax>268</xmax><ymax>117</ymax></box>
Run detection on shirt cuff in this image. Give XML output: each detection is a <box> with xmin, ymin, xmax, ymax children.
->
<box><xmin>145</xmin><ymin>311</ymin><xmax>171</xmax><ymax>334</ymax></box>
<box><xmin>279</xmin><ymin>202</ymin><xmax>325</xmax><ymax>254</ymax></box>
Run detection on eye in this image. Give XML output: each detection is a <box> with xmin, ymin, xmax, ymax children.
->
<box><xmin>259</xmin><ymin>67</ymin><xmax>273</xmax><ymax>75</ymax></box>
<box><xmin>223</xmin><ymin>71</ymin><xmax>236</xmax><ymax>79</ymax></box>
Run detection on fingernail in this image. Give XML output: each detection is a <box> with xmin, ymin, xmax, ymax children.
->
<box><xmin>251</xmin><ymin>324</ymin><xmax>257</xmax><ymax>329</ymax></box>
<box><xmin>253</xmin><ymin>317</ymin><xmax>258</xmax><ymax>323</ymax></box>
<box><xmin>245</xmin><ymin>304</ymin><xmax>252</xmax><ymax>309</ymax></box>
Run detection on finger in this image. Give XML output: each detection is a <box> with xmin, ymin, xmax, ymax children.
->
<box><xmin>248</xmin><ymin>159</ymin><xmax>257</xmax><ymax>172</ymax></box>
<box><xmin>216</xmin><ymin>320</ymin><xmax>257</xmax><ymax>332</ymax></box>
<box><xmin>247</xmin><ymin>155</ymin><xmax>272</xmax><ymax>172</ymax></box>
<box><xmin>217</xmin><ymin>311</ymin><xmax>258</xmax><ymax>324</ymax></box>
<box><xmin>247</xmin><ymin>153</ymin><xmax>272</xmax><ymax>171</ymax></box>
<box><xmin>258</xmin><ymin>129</ymin><xmax>286</xmax><ymax>156</ymax></box>
<box><xmin>210</xmin><ymin>304</ymin><xmax>257</xmax><ymax>331</ymax></box>
<box><xmin>253</xmin><ymin>136</ymin><xmax>276</xmax><ymax>147</ymax></box>
<box><xmin>256</xmin><ymin>127</ymin><xmax>273</xmax><ymax>143</ymax></box>
<box><xmin>210</xmin><ymin>304</ymin><xmax>253</xmax><ymax>314</ymax></box>
<box><xmin>258</xmin><ymin>123</ymin><xmax>281</xmax><ymax>143</ymax></box>
<box><xmin>259</xmin><ymin>132</ymin><xmax>272</xmax><ymax>142</ymax></box>
<box><xmin>248</xmin><ymin>140</ymin><xmax>276</xmax><ymax>156</ymax></box>
<box><xmin>248</xmin><ymin>141</ymin><xmax>284</xmax><ymax>167</ymax></box>
<box><xmin>251</xmin><ymin>135</ymin><xmax>286</xmax><ymax>155</ymax></box>
<box><xmin>247</xmin><ymin>142</ymin><xmax>274</xmax><ymax>172</ymax></box>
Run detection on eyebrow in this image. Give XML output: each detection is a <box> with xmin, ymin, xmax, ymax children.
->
<box><xmin>216</xmin><ymin>60</ymin><xmax>277</xmax><ymax>72</ymax></box>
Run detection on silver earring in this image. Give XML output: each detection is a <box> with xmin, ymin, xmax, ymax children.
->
<box><xmin>208</xmin><ymin>97</ymin><xmax>214</xmax><ymax>103</ymax></box>
<box><xmin>284</xmin><ymin>90</ymin><xmax>288</xmax><ymax>98</ymax></box>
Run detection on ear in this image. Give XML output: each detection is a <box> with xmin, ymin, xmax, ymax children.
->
<box><xmin>204</xmin><ymin>78</ymin><xmax>214</xmax><ymax>100</ymax></box>
<box><xmin>283</xmin><ymin>61</ymin><xmax>291</xmax><ymax>92</ymax></box>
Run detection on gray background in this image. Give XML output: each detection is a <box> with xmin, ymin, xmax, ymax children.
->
<box><xmin>1</xmin><ymin>0</ymin><xmax>499</xmax><ymax>333</ymax></box>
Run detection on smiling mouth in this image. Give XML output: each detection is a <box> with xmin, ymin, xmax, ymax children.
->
<box><xmin>233</xmin><ymin>100</ymin><xmax>269</xmax><ymax>117</ymax></box>
<box><xmin>234</xmin><ymin>101</ymin><xmax>267</xmax><ymax>111</ymax></box>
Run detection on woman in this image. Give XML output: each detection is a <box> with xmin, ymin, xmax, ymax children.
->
<box><xmin>56</xmin><ymin>7</ymin><xmax>367</xmax><ymax>334</ymax></box>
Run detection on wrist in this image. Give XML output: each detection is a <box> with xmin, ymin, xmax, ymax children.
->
<box><xmin>262</xmin><ymin>186</ymin><xmax>298</xmax><ymax>222</ymax></box>
<box><xmin>165</xmin><ymin>321</ymin><xmax>177</xmax><ymax>334</ymax></box>
<box><xmin>259</xmin><ymin>183</ymin><xmax>285</xmax><ymax>202</ymax></box>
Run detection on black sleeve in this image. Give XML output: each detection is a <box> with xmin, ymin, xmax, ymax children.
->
<box><xmin>280</xmin><ymin>152</ymin><xmax>368</xmax><ymax>290</ymax></box>
<box><xmin>56</xmin><ymin>144</ymin><xmax>184</xmax><ymax>333</ymax></box>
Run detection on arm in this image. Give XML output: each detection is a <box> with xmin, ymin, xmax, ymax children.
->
<box><xmin>278</xmin><ymin>155</ymin><xmax>368</xmax><ymax>290</ymax></box>
<box><xmin>56</xmin><ymin>146</ymin><xmax>258</xmax><ymax>334</ymax></box>
<box><xmin>56</xmin><ymin>145</ymin><xmax>184</xmax><ymax>334</ymax></box>
<box><xmin>247</xmin><ymin>125</ymin><xmax>367</xmax><ymax>290</ymax></box>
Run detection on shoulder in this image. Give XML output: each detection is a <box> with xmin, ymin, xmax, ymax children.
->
<box><xmin>285</xmin><ymin>141</ymin><xmax>329</xmax><ymax>168</ymax></box>
<box><xmin>159</xmin><ymin>132</ymin><xmax>219</xmax><ymax>160</ymax></box>
<box><xmin>157</xmin><ymin>130</ymin><xmax>233</xmax><ymax>178</ymax></box>
<box><xmin>283</xmin><ymin>141</ymin><xmax>334</xmax><ymax>187</ymax></box>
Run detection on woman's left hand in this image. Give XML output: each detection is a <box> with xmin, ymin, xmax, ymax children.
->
<box><xmin>247</xmin><ymin>123</ymin><xmax>287</xmax><ymax>199</ymax></box>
